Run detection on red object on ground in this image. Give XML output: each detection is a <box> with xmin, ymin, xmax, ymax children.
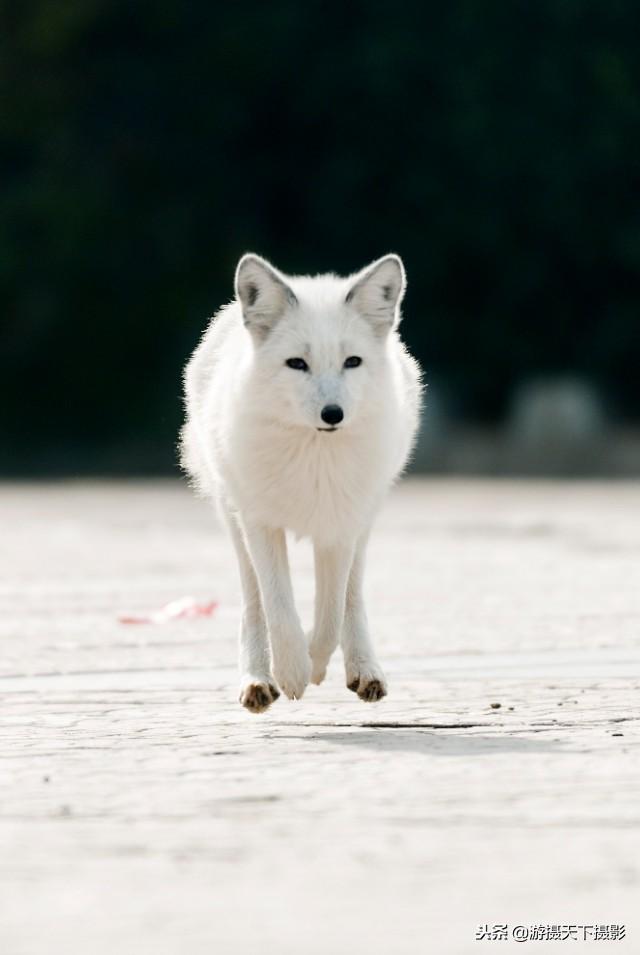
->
<box><xmin>118</xmin><ymin>596</ymin><xmax>218</xmax><ymax>625</ymax></box>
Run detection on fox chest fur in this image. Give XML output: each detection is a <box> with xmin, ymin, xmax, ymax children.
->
<box><xmin>218</xmin><ymin>411</ymin><xmax>402</xmax><ymax>544</ymax></box>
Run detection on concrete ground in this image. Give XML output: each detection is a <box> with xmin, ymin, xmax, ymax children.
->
<box><xmin>1</xmin><ymin>478</ymin><xmax>639</xmax><ymax>954</ymax></box>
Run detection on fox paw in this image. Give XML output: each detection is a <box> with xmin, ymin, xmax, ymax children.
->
<box><xmin>346</xmin><ymin>665</ymin><xmax>387</xmax><ymax>702</ymax></box>
<box><xmin>310</xmin><ymin>659</ymin><xmax>327</xmax><ymax>685</ymax></box>
<box><xmin>272</xmin><ymin>643</ymin><xmax>312</xmax><ymax>700</ymax></box>
<box><xmin>308</xmin><ymin>628</ymin><xmax>340</xmax><ymax>685</ymax></box>
<box><xmin>308</xmin><ymin>643</ymin><xmax>330</xmax><ymax>685</ymax></box>
<box><xmin>239</xmin><ymin>678</ymin><xmax>280</xmax><ymax>714</ymax></box>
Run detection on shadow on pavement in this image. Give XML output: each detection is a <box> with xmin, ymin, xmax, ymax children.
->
<box><xmin>288</xmin><ymin>729</ymin><xmax>572</xmax><ymax>756</ymax></box>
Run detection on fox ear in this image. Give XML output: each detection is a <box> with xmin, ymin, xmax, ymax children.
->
<box><xmin>345</xmin><ymin>254</ymin><xmax>406</xmax><ymax>333</ymax></box>
<box><xmin>235</xmin><ymin>253</ymin><xmax>296</xmax><ymax>340</ymax></box>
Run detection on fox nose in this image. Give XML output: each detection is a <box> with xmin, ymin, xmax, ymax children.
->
<box><xmin>320</xmin><ymin>404</ymin><xmax>344</xmax><ymax>426</ymax></box>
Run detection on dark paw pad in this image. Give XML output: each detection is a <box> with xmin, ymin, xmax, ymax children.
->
<box><xmin>358</xmin><ymin>679</ymin><xmax>386</xmax><ymax>702</ymax></box>
<box><xmin>240</xmin><ymin>682</ymin><xmax>278</xmax><ymax>714</ymax></box>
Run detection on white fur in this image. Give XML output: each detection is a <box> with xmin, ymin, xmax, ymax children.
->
<box><xmin>181</xmin><ymin>253</ymin><xmax>422</xmax><ymax>712</ymax></box>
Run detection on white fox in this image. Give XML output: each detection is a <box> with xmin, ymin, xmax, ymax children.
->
<box><xmin>181</xmin><ymin>253</ymin><xmax>422</xmax><ymax>712</ymax></box>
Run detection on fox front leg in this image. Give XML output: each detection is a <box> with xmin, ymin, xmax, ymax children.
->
<box><xmin>341</xmin><ymin>532</ymin><xmax>387</xmax><ymax>702</ymax></box>
<box><xmin>239</xmin><ymin>521</ymin><xmax>311</xmax><ymax>700</ymax></box>
<box><xmin>219</xmin><ymin>500</ymin><xmax>279</xmax><ymax>713</ymax></box>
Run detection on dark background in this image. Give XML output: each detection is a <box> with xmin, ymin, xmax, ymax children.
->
<box><xmin>2</xmin><ymin>0</ymin><xmax>639</xmax><ymax>475</ymax></box>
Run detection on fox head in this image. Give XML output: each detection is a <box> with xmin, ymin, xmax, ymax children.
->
<box><xmin>234</xmin><ymin>253</ymin><xmax>407</xmax><ymax>433</ymax></box>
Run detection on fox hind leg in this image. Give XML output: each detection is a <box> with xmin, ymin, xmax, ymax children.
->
<box><xmin>309</xmin><ymin>540</ymin><xmax>354</xmax><ymax>685</ymax></box>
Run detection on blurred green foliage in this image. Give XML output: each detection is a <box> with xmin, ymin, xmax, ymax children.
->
<box><xmin>2</xmin><ymin>0</ymin><xmax>639</xmax><ymax>472</ymax></box>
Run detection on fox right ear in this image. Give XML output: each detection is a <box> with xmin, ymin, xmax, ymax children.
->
<box><xmin>345</xmin><ymin>254</ymin><xmax>406</xmax><ymax>334</ymax></box>
<box><xmin>235</xmin><ymin>254</ymin><xmax>297</xmax><ymax>341</ymax></box>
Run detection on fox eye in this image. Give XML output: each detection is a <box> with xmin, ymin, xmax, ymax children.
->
<box><xmin>344</xmin><ymin>356</ymin><xmax>362</xmax><ymax>369</ymax></box>
<box><xmin>285</xmin><ymin>357</ymin><xmax>309</xmax><ymax>372</ymax></box>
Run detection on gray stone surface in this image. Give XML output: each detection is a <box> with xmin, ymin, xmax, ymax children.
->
<box><xmin>1</xmin><ymin>479</ymin><xmax>639</xmax><ymax>954</ymax></box>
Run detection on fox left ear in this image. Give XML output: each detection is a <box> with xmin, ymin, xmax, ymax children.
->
<box><xmin>345</xmin><ymin>254</ymin><xmax>406</xmax><ymax>333</ymax></box>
